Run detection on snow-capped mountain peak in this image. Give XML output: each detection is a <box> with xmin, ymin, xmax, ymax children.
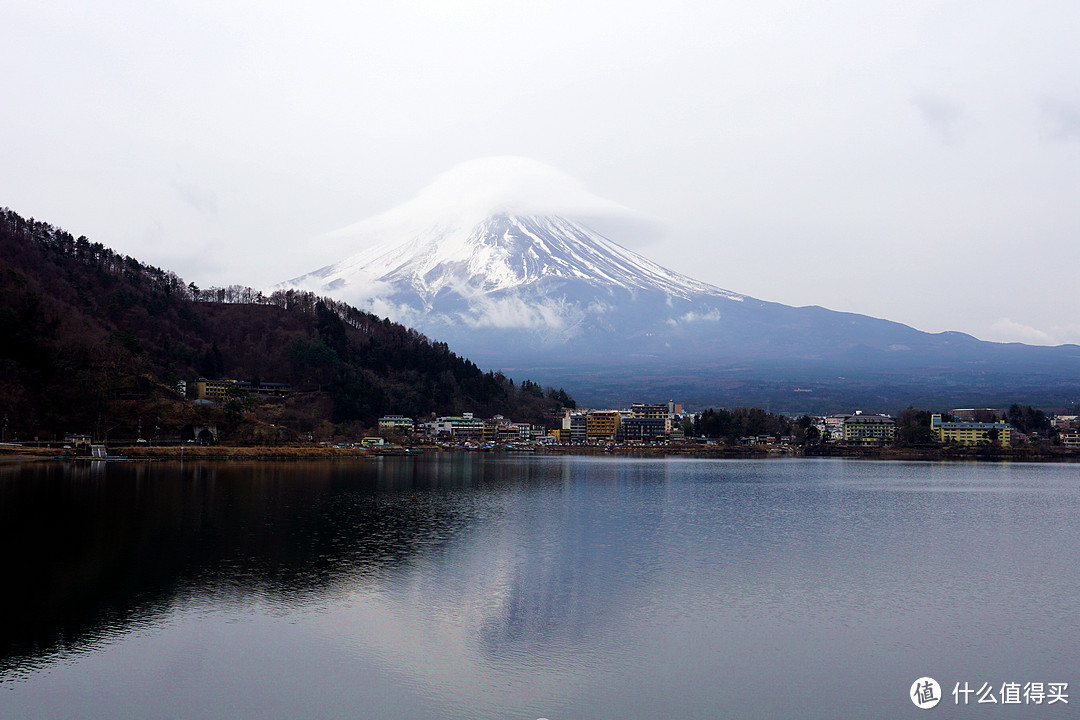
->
<box><xmin>282</xmin><ymin>156</ymin><xmax>738</xmax><ymax>310</ymax></box>
<box><xmin>280</xmin><ymin>158</ymin><xmax>742</xmax><ymax>330</ymax></box>
<box><xmin>301</xmin><ymin>212</ymin><xmax>737</xmax><ymax>302</ymax></box>
<box><xmin>273</xmin><ymin>157</ymin><xmax>1080</xmax><ymax>407</ymax></box>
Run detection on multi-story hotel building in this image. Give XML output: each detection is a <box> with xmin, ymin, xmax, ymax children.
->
<box><xmin>931</xmin><ymin>414</ymin><xmax>1011</xmax><ymax>446</ymax></box>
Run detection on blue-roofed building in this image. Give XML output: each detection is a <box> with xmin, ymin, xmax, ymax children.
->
<box><xmin>931</xmin><ymin>414</ymin><xmax>1011</xmax><ymax>446</ymax></box>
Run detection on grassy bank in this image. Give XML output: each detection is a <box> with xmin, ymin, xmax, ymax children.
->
<box><xmin>0</xmin><ymin>446</ymin><xmax>62</xmax><ymax>461</ymax></box>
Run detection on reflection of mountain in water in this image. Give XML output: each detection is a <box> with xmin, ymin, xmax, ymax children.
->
<box><xmin>0</xmin><ymin>459</ymin><xmax>486</xmax><ymax>674</ymax></box>
<box><xmin>0</xmin><ymin>457</ymin><xmax>673</xmax><ymax>678</ymax></box>
<box><xmin>471</xmin><ymin>461</ymin><xmax>668</xmax><ymax>654</ymax></box>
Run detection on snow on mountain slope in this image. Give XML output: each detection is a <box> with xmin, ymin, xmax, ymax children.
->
<box><xmin>276</xmin><ymin>157</ymin><xmax>1080</xmax><ymax>408</ymax></box>
<box><xmin>280</xmin><ymin>157</ymin><xmax>742</xmax><ymax>334</ymax></box>
<box><xmin>295</xmin><ymin>213</ymin><xmax>738</xmax><ymax>302</ymax></box>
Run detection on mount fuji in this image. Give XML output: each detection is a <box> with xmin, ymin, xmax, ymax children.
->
<box><xmin>279</xmin><ymin>158</ymin><xmax>1080</xmax><ymax>410</ymax></box>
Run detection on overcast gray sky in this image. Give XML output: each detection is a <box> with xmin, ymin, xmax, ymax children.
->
<box><xmin>3</xmin><ymin>0</ymin><xmax>1078</xmax><ymax>344</ymax></box>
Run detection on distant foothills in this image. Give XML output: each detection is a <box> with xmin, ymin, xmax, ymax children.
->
<box><xmin>0</xmin><ymin>207</ymin><xmax>575</xmax><ymax>445</ymax></box>
<box><xmin>2</xmin><ymin>205</ymin><xmax>1079</xmax><ymax>451</ymax></box>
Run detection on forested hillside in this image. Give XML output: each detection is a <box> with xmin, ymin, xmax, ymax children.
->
<box><xmin>0</xmin><ymin>208</ymin><xmax>574</xmax><ymax>442</ymax></box>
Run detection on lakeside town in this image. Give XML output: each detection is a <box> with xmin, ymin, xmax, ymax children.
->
<box><xmin>187</xmin><ymin>379</ymin><xmax>1080</xmax><ymax>452</ymax></box>
<box><xmin>374</xmin><ymin>404</ymin><xmax>1080</xmax><ymax>453</ymax></box>
<box><xmin>10</xmin><ymin>374</ymin><xmax>1079</xmax><ymax>461</ymax></box>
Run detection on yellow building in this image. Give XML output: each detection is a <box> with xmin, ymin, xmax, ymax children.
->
<box><xmin>586</xmin><ymin>411</ymin><xmax>621</xmax><ymax>443</ymax></box>
<box><xmin>195</xmin><ymin>378</ymin><xmax>234</xmax><ymax>401</ymax></box>
<box><xmin>195</xmin><ymin>378</ymin><xmax>292</xmax><ymax>401</ymax></box>
<box><xmin>931</xmin><ymin>414</ymin><xmax>1011</xmax><ymax>446</ymax></box>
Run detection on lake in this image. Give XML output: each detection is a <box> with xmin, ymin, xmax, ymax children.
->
<box><xmin>1</xmin><ymin>455</ymin><xmax>1078</xmax><ymax>719</ymax></box>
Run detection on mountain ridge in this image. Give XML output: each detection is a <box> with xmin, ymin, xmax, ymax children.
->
<box><xmin>0</xmin><ymin>205</ymin><xmax>574</xmax><ymax>442</ymax></box>
<box><xmin>277</xmin><ymin>158</ymin><xmax>1080</xmax><ymax>411</ymax></box>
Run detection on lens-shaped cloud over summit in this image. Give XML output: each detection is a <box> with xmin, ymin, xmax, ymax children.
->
<box><xmin>326</xmin><ymin>156</ymin><xmax>662</xmax><ymax>248</ymax></box>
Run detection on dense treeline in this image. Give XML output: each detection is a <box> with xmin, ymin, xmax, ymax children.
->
<box><xmin>689</xmin><ymin>407</ymin><xmax>800</xmax><ymax>442</ymax></box>
<box><xmin>893</xmin><ymin>407</ymin><xmax>937</xmax><ymax>445</ymax></box>
<box><xmin>1004</xmin><ymin>404</ymin><xmax>1052</xmax><ymax>435</ymax></box>
<box><xmin>0</xmin><ymin>207</ymin><xmax>573</xmax><ymax>441</ymax></box>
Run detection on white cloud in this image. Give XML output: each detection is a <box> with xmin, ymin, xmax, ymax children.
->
<box><xmin>173</xmin><ymin>181</ymin><xmax>219</xmax><ymax>217</ymax></box>
<box><xmin>322</xmin><ymin>157</ymin><xmax>659</xmax><ymax>257</ymax></box>
<box><xmin>912</xmin><ymin>95</ymin><xmax>967</xmax><ymax>144</ymax></box>
<box><xmin>1041</xmin><ymin>98</ymin><xmax>1080</xmax><ymax>143</ymax></box>
<box><xmin>3</xmin><ymin>0</ymin><xmax>1080</xmax><ymax>345</ymax></box>
<box><xmin>459</xmin><ymin>295</ymin><xmax>577</xmax><ymax>331</ymax></box>
<box><xmin>680</xmin><ymin>309</ymin><xmax>722</xmax><ymax>323</ymax></box>
<box><xmin>983</xmin><ymin>318</ymin><xmax>1080</xmax><ymax>347</ymax></box>
<box><xmin>666</xmin><ymin>309</ymin><xmax>722</xmax><ymax>327</ymax></box>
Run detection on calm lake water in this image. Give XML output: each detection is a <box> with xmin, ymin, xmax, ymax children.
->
<box><xmin>2</xmin><ymin>455</ymin><xmax>1079</xmax><ymax>719</ymax></box>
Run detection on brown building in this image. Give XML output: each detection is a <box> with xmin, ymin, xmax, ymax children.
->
<box><xmin>586</xmin><ymin>411</ymin><xmax>621</xmax><ymax>443</ymax></box>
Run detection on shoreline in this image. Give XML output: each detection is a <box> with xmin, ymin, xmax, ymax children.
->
<box><xmin>3</xmin><ymin>443</ymin><xmax>1078</xmax><ymax>463</ymax></box>
<box><xmin>534</xmin><ymin>444</ymin><xmax>1080</xmax><ymax>462</ymax></box>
